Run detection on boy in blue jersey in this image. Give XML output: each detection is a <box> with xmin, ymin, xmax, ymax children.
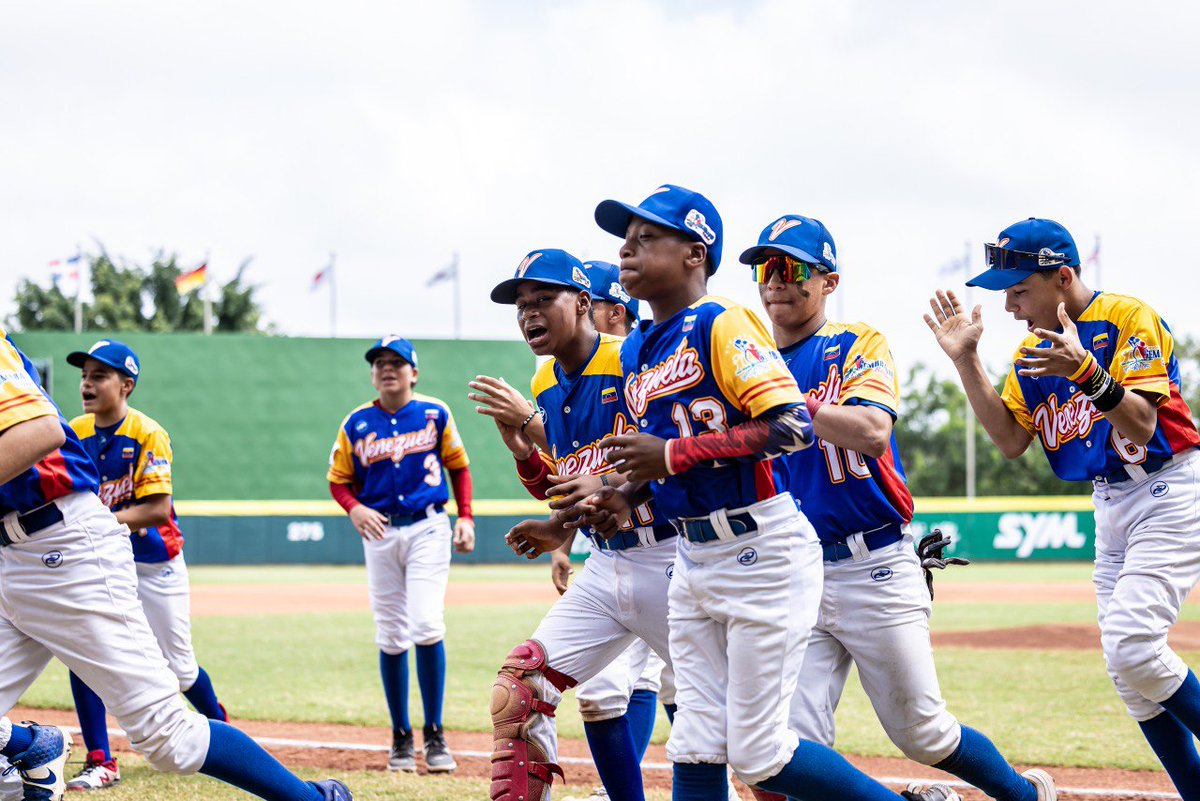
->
<box><xmin>328</xmin><ymin>336</ymin><xmax>474</xmax><ymax>774</ymax></box>
<box><xmin>579</xmin><ymin>184</ymin><xmax>956</xmax><ymax>801</ymax></box>
<box><xmin>746</xmin><ymin>215</ymin><xmax>1054</xmax><ymax>801</ymax></box>
<box><xmin>0</xmin><ymin>329</ymin><xmax>351</xmax><ymax>801</ymax></box>
<box><xmin>481</xmin><ymin>249</ymin><xmax>701</xmax><ymax>801</ymax></box>
<box><xmin>928</xmin><ymin>218</ymin><xmax>1200</xmax><ymax>800</ymax></box>
<box><xmin>471</xmin><ymin>258</ymin><xmax>679</xmax><ymax>801</ymax></box>
<box><xmin>64</xmin><ymin>339</ymin><xmax>229</xmax><ymax>791</ymax></box>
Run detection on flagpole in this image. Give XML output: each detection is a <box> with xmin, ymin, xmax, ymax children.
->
<box><xmin>202</xmin><ymin>253</ymin><xmax>213</xmax><ymax>335</ymax></box>
<box><xmin>1094</xmin><ymin>235</ymin><xmax>1102</xmax><ymax>288</ymax></box>
<box><xmin>962</xmin><ymin>239</ymin><xmax>976</xmax><ymax>500</ymax></box>
<box><xmin>329</xmin><ymin>252</ymin><xmax>338</xmax><ymax>337</ymax></box>
<box><xmin>452</xmin><ymin>251</ymin><xmax>461</xmax><ymax>340</ymax></box>
<box><xmin>73</xmin><ymin>244</ymin><xmax>83</xmax><ymax>334</ymax></box>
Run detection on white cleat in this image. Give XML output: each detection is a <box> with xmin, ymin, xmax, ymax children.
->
<box><xmin>1022</xmin><ymin>768</ymin><xmax>1057</xmax><ymax>801</ymax></box>
<box><xmin>65</xmin><ymin>751</ymin><xmax>121</xmax><ymax>792</ymax></box>
<box><xmin>560</xmin><ymin>788</ymin><xmax>608</xmax><ymax>801</ymax></box>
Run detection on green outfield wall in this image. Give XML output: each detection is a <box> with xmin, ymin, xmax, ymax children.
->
<box><xmin>170</xmin><ymin>496</ymin><xmax>1099</xmax><ymax>565</ymax></box>
<box><xmin>12</xmin><ymin>331</ymin><xmax>538</xmax><ymax>501</ymax></box>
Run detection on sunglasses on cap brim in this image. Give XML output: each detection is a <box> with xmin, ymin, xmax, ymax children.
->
<box><xmin>751</xmin><ymin>254</ymin><xmax>825</xmax><ymax>284</ymax></box>
<box><xmin>983</xmin><ymin>243</ymin><xmax>1072</xmax><ymax>272</ymax></box>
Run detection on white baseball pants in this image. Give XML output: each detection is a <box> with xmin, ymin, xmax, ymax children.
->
<box><xmin>364</xmin><ymin>511</ymin><xmax>452</xmax><ymax>654</ymax></box>
<box><xmin>136</xmin><ymin>554</ymin><xmax>201</xmax><ymax>690</ymax></box>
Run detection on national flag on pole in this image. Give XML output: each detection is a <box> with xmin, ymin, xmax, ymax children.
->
<box><xmin>1084</xmin><ymin>235</ymin><xmax>1100</xmax><ymax>268</ymax></box>
<box><xmin>175</xmin><ymin>263</ymin><xmax>208</xmax><ymax>294</ymax></box>
<box><xmin>938</xmin><ymin>254</ymin><xmax>969</xmax><ymax>276</ymax></box>
<box><xmin>312</xmin><ymin>260</ymin><xmax>333</xmax><ymax>290</ymax></box>
<box><xmin>427</xmin><ymin>260</ymin><xmax>457</xmax><ymax>288</ymax></box>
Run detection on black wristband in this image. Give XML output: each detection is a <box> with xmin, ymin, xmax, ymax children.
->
<box><xmin>519</xmin><ymin>410</ymin><xmax>537</xmax><ymax>432</ymax></box>
<box><xmin>1084</xmin><ymin>369</ymin><xmax>1126</xmax><ymax>413</ymax></box>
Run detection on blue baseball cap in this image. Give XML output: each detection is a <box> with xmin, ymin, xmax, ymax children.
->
<box><xmin>490</xmin><ymin>249</ymin><xmax>592</xmax><ymax>304</ymax></box>
<box><xmin>594</xmin><ymin>184</ymin><xmax>723</xmax><ymax>271</ymax></box>
<box><xmin>739</xmin><ymin>215</ymin><xmax>838</xmax><ymax>272</ymax></box>
<box><xmin>584</xmin><ymin>261</ymin><xmax>639</xmax><ymax>320</ymax></box>
<box><xmin>967</xmin><ymin>218</ymin><xmax>1080</xmax><ymax>291</ymax></box>
<box><xmin>365</xmin><ymin>335</ymin><xmax>418</xmax><ymax>367</ymax></box>
<box><xmin>66</xmin><ymin>340</ymin><xmax>140</xmax><ymax>384</ymax></box>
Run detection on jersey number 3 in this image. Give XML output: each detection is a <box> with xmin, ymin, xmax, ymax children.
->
<box><xmin>423</xmin><ymin>453</ymin><xmax>442</xmax><ymax>486</ymax></box>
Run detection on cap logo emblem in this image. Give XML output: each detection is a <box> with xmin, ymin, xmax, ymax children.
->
<box><xmin>652</xmin><ymin>186</ymin><xmax>671</xmax><ymax>194</ymax></box>
<box><xmin>517</xmin><ymin>252</ymin><xmax>543</xmax><ymax>278</ymax></box>
<box><xmin>1037</xmin><ymin>247</ymin><xmax>1066</xmax><ymax>267</ymax></box>
<box><xmin>382</xmin><ymin>334</ymin><xmax>403</xmax><ymax>346</ymax></box>
<box><xmin>684</xmin><ymin>209</ymin><xmax>716</xmax><ymax>245</ymax></box>
<box><xmin>609</xmin><ymin>282</ymin><xmax>631</xmax><ymax>303</ymax></box>
<box><xmin>571</xmin><ymin>266</ymin><xmax>592</xmax><ymax>288</ymax></box>
<box><xmin>124</xmin><ymin>356</ymin><xmax>139</xmax><ymax>376</ymax></box>
<box><xmin>823</xmin><ymin>241</ymin><xmax>836</xmax><ymax>266</ymax></box>
<box><xmin>998</xmin><ymin>237</ymin><xmax>1010</xmax><ymax>247</ymax></box>
<box><xmin>768</xmin><ymin>218</ymin><xmax>803</xmax><ymax>242</ymax></box>
<box><xmin>89</xmin><ymin>340</ymin><xmax>111</xmax><ymax>354</ymax></box>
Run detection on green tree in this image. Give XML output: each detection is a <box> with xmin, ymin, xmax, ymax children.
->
<box><xmin>896</xmin><ymin>363</ymin><xmax>1089</xmax><ymax>497</ymax></box>
<box><xmin>7</xmin><ymin>251</ymin><xmax>266</xmax><ymax>333</ymax></box>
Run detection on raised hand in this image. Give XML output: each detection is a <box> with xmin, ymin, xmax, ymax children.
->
<box><xmin>1017</xmin><ymin>302</ymin><xmax>1087</xmax><ymax>378</ymax></box>
<box><xmin>924</xmin><ymin>289</ymin><xmax>984</xmax><ymax>364</ymax></box>
<box><xmin>468</xmin><ymin>375</ymin><xmax>533</xmax><ymax>427</ymax></box>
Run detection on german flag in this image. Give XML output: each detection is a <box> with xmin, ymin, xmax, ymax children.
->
<box><xmin>175</xmin><ymin>264</ymin><xmax>208</xmax><ymax>294</ymax></box>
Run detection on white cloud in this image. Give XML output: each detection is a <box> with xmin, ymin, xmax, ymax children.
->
<box><xmin>2</xmin><ymin>0</ymin><xmax>1197</xmax><ymax>385</ymax></box>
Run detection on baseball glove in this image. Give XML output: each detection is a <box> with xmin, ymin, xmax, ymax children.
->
<box><xmin>916</xmin><ymin>529</ymin><xmax>970</xmax><ymax>600</ymax></box>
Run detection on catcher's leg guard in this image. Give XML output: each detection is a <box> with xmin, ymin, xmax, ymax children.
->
<box><xmin>490</xmin><ymin>640</ymin><xmax>577</xmax><ymax>801</ymax></box>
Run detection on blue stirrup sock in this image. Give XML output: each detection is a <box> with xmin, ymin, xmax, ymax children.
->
<box><xmin>1139</xmin><ymin>710</ymin><xmax>1200</xmax><ymax>801</ymax></box>
<box><xmin>415</xmin><ymin>641</ymin><xmax>447</xmax><ymax>727</ymax></box>
<box><xmin>663</xmin><ymin>702</ymin><xmax>677</xmax><ymax>725</ymax></box>
<box><xmin>583</xmin><ymin>716</ymin><xmax>645</xmax><ymax>801</ymax></box>
<box><xmin>933</xmin><ymin>726</ymin><xmax>1035</xmax><ymax>801</ymax></box>
<box><xmin>672</xmin><ymin>762</ymin><xmax>727</xmax><ymax>801</ymax></box>
<box><xmin>0</xmin><ymin>724</ymin><xmax>34</xmax><ymax>758</ymax></box>
<box><xmin>69</xmin><ymin>671</ymin><xmax>113</xmax><ymax>759</ymax></box>
<box><xmin>756</xmin><ymin>740</ymin><xmax>903</xmax><ymax>801</ymax></box>
<box><xmin>379</xmin><ymin>650</ymin><xmax>411</xmax><ymax>732</ymax></box>
<box><xmin>183</xmin><ymin>667</ymin><xmax>227</xmax><ymax>721</ymax></box>
<box><xmin>626</xmin><ymin>689</ymin><xmax>658</xmax><ymax>760</ymax></box>
<box><xmin>1160</xmin><ymin>669</ymin><xmax>1200</xmax><ymax>737</ymax></box>
<box><xmin>200</xmin><ymin>720</ymin><xmax>322</xmax><ymax>800</ymax></box>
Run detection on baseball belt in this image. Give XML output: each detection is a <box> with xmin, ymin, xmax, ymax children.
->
<box><xmin>0</xmin><ymin>501</ymin><xmax>65</xmax><ymax>547</ymax></box>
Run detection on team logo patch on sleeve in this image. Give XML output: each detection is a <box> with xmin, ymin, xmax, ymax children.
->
<box><xmin>843</xmin><ymin>353</ymin><xmax>893</xmax><ymax>381</ymax></box>
<box><xmin>731</xmin><ymin>338</ymin><xmax>783</xmax><ymax>380</ymax></box>
<box><xmin>1121</xmin><ymin>336</ymin><xmax>1163</xmax><ymax>372</ymax></box>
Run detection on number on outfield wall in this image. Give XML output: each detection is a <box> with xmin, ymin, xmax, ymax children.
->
<box><xmin>670</xmin><ymin>397</ymin><xmax>728</xmax><ymax>437</ymax></box>
<box><xmin>423</xmin><ymin>453</ymin><xmax>443</xmax><ymax>486</ymax></box>
<box><xmin>819</xmin><ymin>439</ymin><xmax>870</xmax><ymax>483</ymax></box>
<box><xmin>286</xmin><ymin>522</ymin><xmax>326</xmax><ymax>542</ymax></box>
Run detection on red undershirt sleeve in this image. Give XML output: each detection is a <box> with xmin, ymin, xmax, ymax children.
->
<box><xmin>329</xmin><ymin>481</ymin><xmax>360</xmax><ymax>514</ymax></box>
<box><xmin>449</xmin><ymin>466</ymin><xmax>474</xmax><ymax>519</ymax></box>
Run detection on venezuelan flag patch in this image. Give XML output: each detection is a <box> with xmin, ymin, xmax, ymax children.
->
<box><xmin>601</xmin><ymin>386</ymin><xmax>618</xmax><ymax>404</ymax></box>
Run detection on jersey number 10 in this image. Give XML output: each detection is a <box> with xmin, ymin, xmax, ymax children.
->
<box><xmin>819</xmin><ymin>439</ymin><xmax>870</xmax><ymax>483</ymax></box>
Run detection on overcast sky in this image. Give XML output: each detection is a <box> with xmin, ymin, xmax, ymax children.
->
<box><xmin>3</xmin><ymin>0</ymin><xmax>1197</xmax><ymax>380</ymax></box>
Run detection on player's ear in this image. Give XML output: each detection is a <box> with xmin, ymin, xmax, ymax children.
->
<box><xmin>123</xmin><ymin>378</ymin><xmax>136</xmax><ymax>398</ymax></box>
<box><xmin>577</xmin><ymin>291</ymin><xmax>592</xmax><ymax>319</ymax></box>
<box><xmin>684</xmin><ymin>242</ymin><xmax>708</xmax><ymax>273</ymax></box>
<box><xmin>410</xmin><ymin>367</ymin><xmax>419</xmax><ymax>388</ymax></box>
<box><xmin>822</xmin><ymin>273</ymin><xmax>840</xmax><ymax>295</ymax></box>
<box><xmin>1057</xmin><ymin>265</ymin><xmax>1075</xmax><ymax>288</ymax></box>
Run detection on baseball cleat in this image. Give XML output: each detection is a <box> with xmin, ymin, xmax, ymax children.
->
<box><xmin>387</xmin><ymin>729</ymin><xmax>416</xmax><ymax>772</ymax></box>
<box><xmin>309</xmin><ymin>778</ymin><xmax>353</xmax><ymax>800</ymax></box>
<box><xmin>901</xmin><ymin>784</ymin><xmax>962</xmax><ymax>801</ymax></box>
<box><xmin>65</xmin><ymin>750</ymin><xmax>120</xmax><ymax>792</ymax></box>
<box><xmin>561</xmin><ymin>788</ymin><xmax>608</xmax><ymax>801</ymax></box>
<box><xmin>6</xmin><ymin>723</ymin><xmax>73</xmax><ymax>800</ymax></box>
<box><xmin>422</xmin><ymin>723</ymin><xmax>457</xmax><ymax>773</ymax></box>
<box><xmin>1022</xmin><ymin>768</ymin><xmax>1057</xmax><ymax>801</ymax></box>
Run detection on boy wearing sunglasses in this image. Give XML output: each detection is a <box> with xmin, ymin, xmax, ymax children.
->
<box><xmin>747</xmin><ymin>215</ymin><xmax>1054</xmax><ymax>801</ymax></box>
<box><xmin>928</xmin><ymin>217</ymin><xmax>1200</xmax><ymax>799</ymax></box>
<box><xmin>578</xmin><ymin>185</ymin><xmax>958</xmax><ymax>801</ymax></box>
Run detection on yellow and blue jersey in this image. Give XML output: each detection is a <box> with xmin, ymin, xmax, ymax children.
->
<box><xmin>620</xmin><ymin>296</ymin><xmax>804</xmax><ymax>521</ymax></box>
<box><xmin>0</xmin><ymin>331</ymin><xmax>98</xmax><ymax>515</ymax></box>
<box><xmin>327</xmin><ymin>393</ymin><xmax>469</xmax><ymax>516</ymax></box>
<box><xmin>1001</xmin><ymin>292</ymin><xmax>1200</xmax><ymax>482</ymax></box>
<box><xmin>71</xmin><ymin>408</ymin><xmax>184</xmax><ymax>563</ymax></box>
<box><xmin>774</xmin><ymin>322</ymin><xmax>914</xmax><ymax>543</ymax></box>
<box><xmin>532</xmin><ymin>334</ymin><xmax>673</xmax><ymax>544</ymax></box>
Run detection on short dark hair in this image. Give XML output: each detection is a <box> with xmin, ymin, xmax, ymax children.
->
<box><xmin>1037</xmin><ymin>266</ymin><xmax>1082</xmax><ymax>280</ymax></box>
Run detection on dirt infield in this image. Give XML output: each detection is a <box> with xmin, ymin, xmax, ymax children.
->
<box><xmin>12</xmin><ymin>706</ymin><xmax>1176</xmax><ymax>800</ymax></box>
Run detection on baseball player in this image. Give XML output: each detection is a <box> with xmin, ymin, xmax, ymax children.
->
<box><xmin>745</xmin><ymin>215</ymin><xmax>1055</xmax><ymax>801</ymax></box>
<box><xmin>62</xmin><ymin>339</ymin><xmax>229</xmax><ymax>791</ymax></box>
<box><xmin>926</xmin><ymin>218</ymin><xmax>1200</xmax><ymax>800</ymax></box>
<box><xmin>327</xmin><ymin>336</ymin><xmax>475</xmax><ymax>774</ymax></box>
<box><xmin>473</xmin><ymin>257</ymin><xmax>695</xmax><ymax>801</ymax></box>
<box><xmin>579</xmin><ymin>184</ymin><xmax>957</xmax><ymax>801</ymax></box>
<box><xmin>481</xmin><ymin>247</ymin><xmax>695</xmax><ymax>801</ymax></box>
<box><xmin>0</xmin><ymin>328</ymin><xmax>351</xmax><ymax>800</ymax></box>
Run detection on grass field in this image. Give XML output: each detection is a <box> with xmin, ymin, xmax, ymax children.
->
<box><xmin>15</xmin><ymin>562</ymin><xmax>1190</xmax><ymax>798</ymax></box>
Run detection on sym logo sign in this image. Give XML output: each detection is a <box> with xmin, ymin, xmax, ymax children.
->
<box><xmin>993</xmin><ymin>512</ymin><xmax>1086</xmax><ymax>558</ymax></box>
